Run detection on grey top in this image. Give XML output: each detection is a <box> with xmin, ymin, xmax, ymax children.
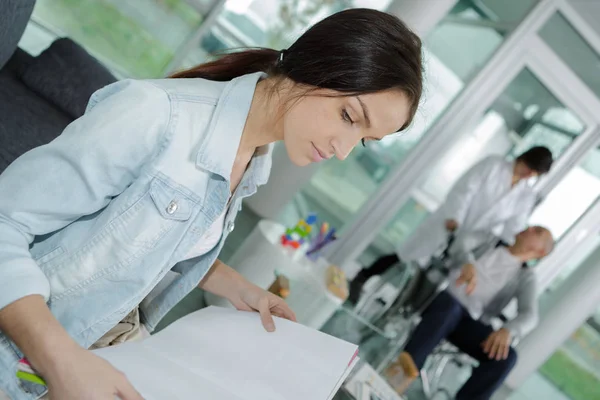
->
<box><xmin>448</xmin><ymin>234</ymin><xmax>539</xmax><ymax>339</ymax></box>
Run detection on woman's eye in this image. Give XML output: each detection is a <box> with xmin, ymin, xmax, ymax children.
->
<box><xmin>342</xmin><ymin>109</ymin><xmax>353</xmax><ymax>124</ymax></box>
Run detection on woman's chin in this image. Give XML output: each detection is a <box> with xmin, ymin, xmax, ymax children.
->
<box><xmin>285</xmin><ymin>149</ymin><xmax>312</xmax><ymax>167</ymax></box>
<box><xmin>293</xmin><ymin>156</ymin><xmax>312</xmax><ymax>167</ymax></box>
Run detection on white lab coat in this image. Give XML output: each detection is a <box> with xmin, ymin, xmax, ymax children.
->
<box><xmin>396</xmin><ymin>156</ymin><xmax>536</xmax><ymax>265</ymax></box>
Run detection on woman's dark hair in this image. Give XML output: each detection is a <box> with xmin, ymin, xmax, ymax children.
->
<box><xmin>516</xmin><ymin>146</ymin><xmax>554</xmax><ymax>174</ymax></box>
<box><xmin>172</xmin><ymin>8</ymin><xmax>423</xmax><ymax>130</ymax></box>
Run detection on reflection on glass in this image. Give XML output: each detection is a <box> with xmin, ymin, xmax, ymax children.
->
<box><xmin>364</xmin><ymin>67</ymin><xmax>585</xmax><ymax>262</ymax></box>
<box><xmin>33</xmin><ymin>0</ymin><xmax>205</xmax><ymax>78</ymax></box>
<box><xmin>540</xmin><ymin>12</ymin><xmax>600</xmax><ymax>100</ymax></box>
<box><xmin>495</xmin><ymin>69</ymin><xmax>586</xmax><ymax>158</ymax></box>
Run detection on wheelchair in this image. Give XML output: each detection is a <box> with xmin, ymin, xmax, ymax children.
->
<box><xmin>346</xmin><ymin>234</ymin><xmax>516</xmax><ymax>399</ymax></box>
<box><xmin>360</xmin><ymin>235</ymin><xmax>456</xmax><ymax>374</ymax></box>
<box><xmin>326</xmin><ymin>234</ymin><xmax>490</xmax><ymax>399</ymax></box>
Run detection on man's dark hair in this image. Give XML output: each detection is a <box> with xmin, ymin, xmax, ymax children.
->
<box><xmin>516</xmin><ymin>146</ymin><xmax>553</xmax><ymax>174</ymax></box>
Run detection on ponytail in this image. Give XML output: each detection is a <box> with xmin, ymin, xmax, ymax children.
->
<box><xmin>170</xmin><ymin>9</ymin><xmax>423</xmax><ymax>130</ymax></box>
<box><xmin>170</xmin><ymin>48</ymin><xmax>282</xmax><ymax>81</ymax></box>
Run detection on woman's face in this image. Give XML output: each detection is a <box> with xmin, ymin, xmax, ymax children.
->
<box><xmin>281</xmin><ymin>88</ymin><xmax>411</xmax><ymax>166</ymax></box>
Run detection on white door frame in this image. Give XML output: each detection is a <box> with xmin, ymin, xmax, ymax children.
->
<box><xmin>524</xmin><ymin>34</ymin><xmax>600</xmax><ymax>198</ymax></box>
<box><xmin>326</xmin><ymin>0</ymin><xmax>600</xmax><ymax>268</ymax></box>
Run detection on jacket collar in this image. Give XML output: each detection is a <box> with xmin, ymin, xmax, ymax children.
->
<box><xmin>195</xmin><ymin>72</ymin><xmax>271</xmax><ymax>186</ymax></box>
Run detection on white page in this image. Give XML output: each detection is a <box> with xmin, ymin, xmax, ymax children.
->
<box><xmin>95</xmin><ymin>306</ymin><xmax>358</xmax><ymax>400</ymax></box>
<box><xmin>95</xmin><ymin>342</ymin><xmax>243</xmax><ymax>400</ymax></box>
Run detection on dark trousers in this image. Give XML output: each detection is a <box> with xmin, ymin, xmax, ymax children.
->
<box><xmin>404</xmin><ymin>291</ymin><xmax>517</xmax><ymax>400</ymax></box>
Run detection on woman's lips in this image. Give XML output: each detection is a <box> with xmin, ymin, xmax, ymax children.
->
<box><xmin>312</xmin><ymin>143</ymin><xmax>327</xmax><ymax>162</ymax></box>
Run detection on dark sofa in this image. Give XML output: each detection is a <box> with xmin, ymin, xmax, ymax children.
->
<box><xmin>0</xmin><ymin>0</ymin><xmax>117</xmax><ymax>173</ymax></box>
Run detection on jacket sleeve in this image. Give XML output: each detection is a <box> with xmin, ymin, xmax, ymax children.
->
<box><xmin>0</xmin><ymin>79</ymin><xmax>172</xmax><ymax>311</ymax></box>
<box><xmin>503</xmin><ymin>270</ymin><xmax>539</xmax><ymax>339</ymax></box>
<box><xmin>443</xmin><ymin>156</ymin><xmax>499</xmax><ymax>225</ymax></box>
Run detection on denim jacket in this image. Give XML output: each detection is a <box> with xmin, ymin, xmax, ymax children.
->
<box><xmin>0</xmin><ymin>72</ymin><xmax>271</xmax><ymax>399</ymax></box>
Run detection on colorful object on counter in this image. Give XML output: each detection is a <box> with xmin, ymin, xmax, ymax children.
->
<box><xmin>325</xmin><ymin>265</ymin><xmax>348</xmax><ymax>301</ymax></box>
<box><xmin>306</xmin><ymin>224</ymin><xmax>337</xmax><ymax>261</ymax></box>
<box><xmin>16</xmin><ymin>358</ymin><xmax>46</xmax><ymax>386</ymax></box>
<box><xmin>281</xmin><ymin>213</ymin><xmax>318</xmax><ymax>249</ymax></box>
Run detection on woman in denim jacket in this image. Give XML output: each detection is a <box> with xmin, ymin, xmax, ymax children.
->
<box><xmin>0</xmin><ymin>8</ymin><xmax>423</xmax><ymax>400</ymax></box>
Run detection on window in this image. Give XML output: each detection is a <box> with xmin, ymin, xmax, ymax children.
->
<box><xmin>31</xmin><ymin>0</ymin><xmax>211</xmax><ymax>78</ymax></box>
<box><xmin>361</xmin><ymin>66</ymin><xmax>585</xmax><ymax>263</ymax></box>
<box><xmin>540</xmin><ymin>12</ymin><xmax>600</xmax><ymax>100</ymax></box>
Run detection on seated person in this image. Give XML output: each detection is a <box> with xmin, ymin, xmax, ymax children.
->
<box><xmin>349</xmin><ymin>147</ymin><xmax>554</xmax><ymax>303</ymax></box>
<box><xmin>386</xmin><ymin>226</ymin><xmax>554</xmax><ymax>400</ymax></box>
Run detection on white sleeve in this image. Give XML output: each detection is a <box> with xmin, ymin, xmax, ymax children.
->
<box><xmin>443</xmin><ymin>157</ymin><xmax>498</xmax><ymax>225</ymax></box>
<box><xmin>500</xmin><ymin>190</ymin><xmax>537</xmax><ymax>244</ymax></box>
<box><xmin>503</xmin><ymin>271</ymin><xmax>539</xmax><ymax>339</ymax></box>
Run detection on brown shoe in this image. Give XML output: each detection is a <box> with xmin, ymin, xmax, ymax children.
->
<box><xmin>385</xmin><ymin>352</ymin><xmax>419</xmax><ymax>394</ymax></box>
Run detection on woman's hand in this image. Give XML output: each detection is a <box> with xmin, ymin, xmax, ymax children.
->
<box><xmin>0</xmin><ymin>295</ymin><xmax>142</xmax><ymax>400</ymax></box>
<box><xmin>228</xmin><ymin>280</ymin><xmax>297</xmax><ymax>332</ymax></box>
<box><xmin>45</xmin><ymin>346</ymin><xmax>143</xmax><ymax>400</ymax></box>
<box><xmin>199</xmin><ymin>260</ymin><xmax>297</xmax><ymax>332</ymax></box>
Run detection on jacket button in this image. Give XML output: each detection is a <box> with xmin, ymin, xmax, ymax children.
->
<box><xmin>227</xmin><ymin>221</ymin><xmax>235</xmax><ymax>232</ymax></box>
<box><xmin>166</xmin><ymin>201</ymin><xmax>178</xmax><ymax>214</ymax></box>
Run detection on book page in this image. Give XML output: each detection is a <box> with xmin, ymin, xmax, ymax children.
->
<box><xmin>95</xmin><ymin>306</ymin><xmax>358</xmax><ymax>400</ymax></box>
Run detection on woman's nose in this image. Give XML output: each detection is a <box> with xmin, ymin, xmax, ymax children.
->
<box><xmin>334</xmin><ymin>135</ymin><xmax>362</xmax><ymax>161</ymax></box>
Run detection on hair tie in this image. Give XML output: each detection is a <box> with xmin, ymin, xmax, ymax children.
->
<box><xmin>278</xmin><ymin>49</ymin><xmax>288</xmax><ymax>65</ymax></box>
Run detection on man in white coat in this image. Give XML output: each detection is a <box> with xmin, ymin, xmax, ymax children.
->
<box><xmin>348</xmin><ymin>146</ymin><xmax>553</xmax><ymax>303</ymax></box>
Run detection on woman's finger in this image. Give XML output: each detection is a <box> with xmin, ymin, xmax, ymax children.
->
<box><xmin>272</xmin><ymin>302</ymin><xmax>297</xmax><ymax>322</ymax></box>
<box><xmin>117</xmin><ymin>376</ymin><xmax>145</xmax><ymax>400</ymax></box>
<box><xmin>258</xmin><ymin>296</ymin><xmax>276</xmax><ymax>332</ymax></box>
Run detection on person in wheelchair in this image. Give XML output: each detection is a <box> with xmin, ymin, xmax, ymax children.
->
<box><xmin>387</xmin><ymin>225</ymin><xmax>554</xmax><ymax>400</ymax></box>
<box><xmin>349</xmin><ymin>147</ymin><xmax>554</xmax><ymax>304</ymax></box>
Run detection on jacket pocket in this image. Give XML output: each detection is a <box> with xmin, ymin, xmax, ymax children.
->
<box><xmin>115</xmin><ymin>177</ymin><xmax>195</xmax><ymax>247</ymax></box>
<box><xmin>149</xmin><ymin>178</ymin><xmax>194</xmax><ymax>221</ymax></box>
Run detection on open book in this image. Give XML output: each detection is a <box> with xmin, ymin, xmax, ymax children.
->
<box><xmin>93</xmin><ymin>306</ymin><xmax>359</xmax><ymax>400</ymax></box>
